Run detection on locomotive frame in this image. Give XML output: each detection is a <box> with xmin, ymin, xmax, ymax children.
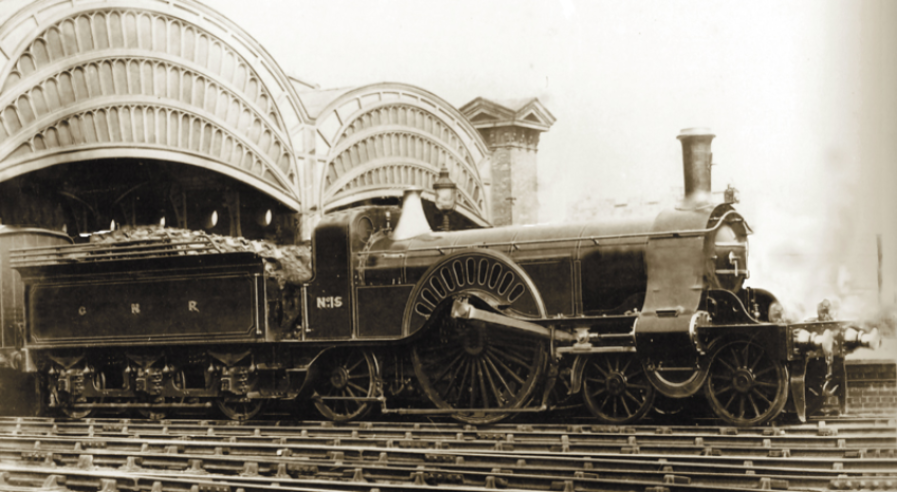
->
<box><xmin>0</xmin><ymin>128</ymin><xmax>881</xmax><ymax>426</ymax></box>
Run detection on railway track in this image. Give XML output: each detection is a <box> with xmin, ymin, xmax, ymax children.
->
<box><xmin>0</xmin><ymin>417</ymin><xmax>894</xmax><ymax>457</ymax></box>
<box><xmin>0</xmin><ymin>416</ymin><xmax>894</xmax><ymax>491</ymax></box>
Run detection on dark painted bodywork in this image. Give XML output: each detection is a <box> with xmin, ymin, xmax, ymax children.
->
<box><xmin>9</xmin><ymin>201</ymin><xmax>751</xmax><ymax>350</ymax></box>
<box><xmin>18</xmin><ymin>253</ymin><xmax>264</xmax><ymax>347</ymax></box>
<box><xmin>0</xmin><ymin>227</ymin><xmax>71</xmax><ymax>355</ymax></box>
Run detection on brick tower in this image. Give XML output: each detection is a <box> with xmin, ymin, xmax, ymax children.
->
<box><xmin>461</xmin><ymin>98</ymin><xmax>555</xmax><ymax>226</ymax></box>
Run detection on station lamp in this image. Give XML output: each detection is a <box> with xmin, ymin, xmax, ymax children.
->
<box><xmin>255</xmin><ymin>208</ymin><xmax>273</xmax><ymax>227</ymax></box>
<box><xmin>433</xmin><ymin>165</ymin><xmax>457</xmax><ymax>232</ymax></box>
<box><xmin>203</xmin><ymin>210</ymin><xmax>218</xmax><ymax>229</ymax></box>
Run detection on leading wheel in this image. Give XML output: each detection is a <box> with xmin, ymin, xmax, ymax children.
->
<box><xmin>313</xmin><ymin>348</ymin><xmax>379</xmax><ymax>422</ymax></box>
<box><xmin>412</xmin><ymin>305</ymin><xmax>546</xmax><ymax>425</ymax></box>
<box><xmin>704</xmin><ymin>339</ymin><xmax>788</xmax><ymax>426</ymax></box>
<box><xmin>582</xmin><ymin>353</ymin><xmax>655</xmax><ymax>424</ymax></box>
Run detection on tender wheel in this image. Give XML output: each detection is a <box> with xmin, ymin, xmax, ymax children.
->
<box><xmin>137</xmin><ymin>370</ymin><xmax>187</xmax><ymax>420</ymax></box>
<box><xmin>704</xmin><ymin>339</ymin><xmax>788</xmax><ymax>426</ymax></box>
<box><xmin>582</xmin><ymin>353</ymin><xmax>655</xmax><ymax>424</ymax></box>
<box><xmin>412</xmin><ymin>304</ymin><xmax>546</xmax><ymax>425</ymax></box>
<box><xmin>216</xmin><ymin>396</ymin><xmax>263</xmax><ymax>421</ymax></box>
<box><xmin>215</xmin><ymin>369</ymin><xmax>263</xmax><ymax>421</ymax></box>
<box><xmin>61</xmin><ymin>372</ymin><xmax>104</xmax><ymax>419</ymax></box>
<box><xmin>313</xmin><ymin>349</ymin><xmax>379</xmax><ymax>422</ymax></box>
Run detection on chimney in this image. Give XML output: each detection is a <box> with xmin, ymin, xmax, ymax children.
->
<box><xmin>676</xmin><ymin>128</ymin><xmax>715</xmax><ymax>204</ymax></box>
<box><xmin>392</xmin><ymin>188</ymin><xmax>432</xmax><ymax>240</ymax></box>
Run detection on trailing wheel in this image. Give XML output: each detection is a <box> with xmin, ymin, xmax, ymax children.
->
<box><xmin>704</xmin><ymin>339</ymin><xmax>788</xmax><ymax>426</ymax></box>
<box><xmin>412</xmin><ymin>303</ymin><xmax>546</xmax><ymax>425</ymax></box>
<box><xmin>581</xmin><ymin>352</ymin><xmax>655</xmax><ymax>424</ymax></box>
<box><xmin>313</xmin><ymin>348</ymin><xmax>379</xmax><ymax>422</ymax></box>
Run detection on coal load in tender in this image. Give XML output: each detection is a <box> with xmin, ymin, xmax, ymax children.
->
<box><xmin>89</xmin><ymin>225</ymin><xmax>313</xmax><ymax>288</ymax></box>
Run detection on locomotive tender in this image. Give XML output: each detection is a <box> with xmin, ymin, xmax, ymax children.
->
<box><xmin>0</xmin><ymin>128</ymin><xmax>881</xmax><ymax>426</ymax></box>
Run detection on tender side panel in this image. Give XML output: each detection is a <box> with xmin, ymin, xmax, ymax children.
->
<box><xmin>1</xmin><ymin>230</ymin><xmax>70</xmax><ymax>348</ymax></box>
<box><xmin>29</xmin><ymin>273</ymin><xmax>259</xmax><ymax>346</ymax></box>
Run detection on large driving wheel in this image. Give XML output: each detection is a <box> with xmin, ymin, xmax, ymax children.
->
<box><xmin>582</xmin><ymin>353</ymin><xmax>655</xmax><ymax>424</ymax></box>
<box><xmin>313</xmin><ymin>348</ymin><xmax>379</xmax><ymax>422</ymax></box>
<box><xmin>704</xmin><ymin>339</ymin><xmax>788</xmax><ymax>426</ymax></box>
<box><xmin>412</xmin><ymin>306</ymin><xmax>546</xmax><ymax>425</ymax></box>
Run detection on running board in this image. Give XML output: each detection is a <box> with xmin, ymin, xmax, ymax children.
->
<box><xmin>314</xmin><ymin>396</ymin><xmax>384</xmax><ymax>403</ymax></box>
<box><xmin>71</xmin><ymin>402</ymin><xmax>213</xmax><ymax>409</ymax></box>
<box><xmin>450</xmin><ymin>299</ymin><xmax>576</xmax><ymax>342</ymax></box>
<box><xmin>381</xmin><ymin>404</ymin><xmax>548</xmax><ymax>415</ymax></box>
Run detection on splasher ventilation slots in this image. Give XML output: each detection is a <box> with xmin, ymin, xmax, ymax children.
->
<box><xmin>392</xmin><ymin>188</ymin><xmax>432</xmax><ymax>240</ymax></box>
<box><xmin>677</xmin><ymin>127</ymin><xmax>715</xmax><ymax>205</ymax></box>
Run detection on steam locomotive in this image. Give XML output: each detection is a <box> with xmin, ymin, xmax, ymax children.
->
<box><xmin>0</xmin><ymin>128</ymin><xmax>881</xmax><ymax>426</ymax></box>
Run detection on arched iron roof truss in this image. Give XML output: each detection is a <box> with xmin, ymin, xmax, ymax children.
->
<box><xmin>0</xmin><ymin>0</ymin><xmax>308</xmax><ymax>210</ymax></box>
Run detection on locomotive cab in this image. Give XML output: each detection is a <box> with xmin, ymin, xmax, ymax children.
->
<box><xmin>305</xmin><ymin>206</ymin><xmax>402</xmax><ymax>341</ymax></box>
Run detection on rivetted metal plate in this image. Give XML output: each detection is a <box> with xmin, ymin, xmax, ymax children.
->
<box><xmin>29</xmin><ymin>273</ymin><xmax>258</xmax><ymax>346</ymax></box>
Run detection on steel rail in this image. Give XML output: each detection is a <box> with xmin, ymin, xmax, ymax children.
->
<box><xmin>0</xmin><ymin>464</ymin><xmax>782</xmax><ymax>492</ymax></box>
<box><xmin>0</xmin><ymin>425</ymin><xmax>893</xmax><ymax>473</ymax></box>
<box><xmin>0</xmin><ymin>416</ymin><xmax>892</xmax><ymax>440</ymax></box>
<box><xmin>1</xmin><ymin>440</ymin><xmax>894</xmax><ymax>492</ymax></box>
<box><xmin>0</xmin><ymin>423</ymin><xmax>892</xmax><ymax>459</ymax></box>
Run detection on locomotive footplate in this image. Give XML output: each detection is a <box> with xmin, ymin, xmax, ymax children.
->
<box><xmin>70</xmin><ymin>401</ymin><xmax>213</xmax><ymax>409</ymax></box>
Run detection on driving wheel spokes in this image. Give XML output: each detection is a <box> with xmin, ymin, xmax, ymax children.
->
<box><xmin>313</xmin><ymin>348</ymin><xmax>379</xmax><ymax>422</ymax></box>
<box><xmin>412</xmin><ymin>315</ymin><xmax>546</xmax><ymax>425</ymax></box>
<box><xmin>582</xmin><ymin>353</ymin><xmax>655</xmax><ymax>424</ymax></box>
<box><xmin>704</xmin><ymin>339</ymin><xmax>788</xmax><ymax>426</ymax></box>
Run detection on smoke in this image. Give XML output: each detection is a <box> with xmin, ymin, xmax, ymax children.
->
<box><xmin>746</xmin><ymin>147</ymin><xmax>886</xmax><ymax>323</ymax></box>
